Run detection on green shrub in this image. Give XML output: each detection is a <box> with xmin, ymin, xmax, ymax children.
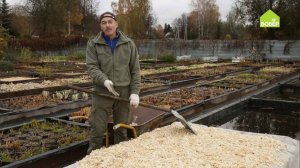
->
<box><xmin>3</xmin><ymin>47</ymin><xmax>20</xmax><ymax>63</ymax></box>
<box><xmin>37</xmin><ymin>67</ymin><xmax>52</xmax><ymax>78</ymax></box>
<box><xmin>158</xmin><ymin>51</ymin><xmax>176</xmax><ymax>62</ymax></box>
<box><xmin>68</xmin><ymin>51</ymin><xmax>85</xmax><ymax>61</ymax></box>
<box><xmin>19</xmin><ymin>48</ymin><xmax>32</xmax><ymax>64</ymax></box>
<box><xmin>0</xmin><ymin>26</ymin><xmax>9</xmax><ymax>60</ymax></box>
<box><xmin>0</xmin><ymin>60</ymin><xmax>14</xmax><ymax>71</ymax></box>
<box><xmin>140</xmin><ymin>54</ymin><xmax>156</xmax><ymax>60</ymax></box>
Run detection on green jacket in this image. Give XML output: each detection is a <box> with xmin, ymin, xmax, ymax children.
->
<box><xmin>86</xmin><ymin>31</ymin><xmax>141</xmax><ymax>95</ymax></box>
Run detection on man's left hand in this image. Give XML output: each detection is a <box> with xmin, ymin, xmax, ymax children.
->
<box><xmin>129</xmin><ymin>94</ymin><xmax>139</xmax><ymax>108</ymax></box>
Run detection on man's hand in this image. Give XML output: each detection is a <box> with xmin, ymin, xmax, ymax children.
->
<box><xmin>104</xmin><ymin>80</ymin><xmax>119</xmax><ymax>96</ymax></box>
<box><xmin>129</xmin><ymin>94</ymin><xmax>139</xmax><ymax>108</ymax></box>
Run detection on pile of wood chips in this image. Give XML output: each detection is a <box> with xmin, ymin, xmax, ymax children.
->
<box><xmin>77</xmin><ymin>122</ymin><xmax>286</xmax><ymax>168</ymax></box>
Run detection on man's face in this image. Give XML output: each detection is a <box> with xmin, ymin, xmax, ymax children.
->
<box><xmin>100</xmin><ymin>16</ymin><xmax>118</xmax><ymax>38</ymax></box>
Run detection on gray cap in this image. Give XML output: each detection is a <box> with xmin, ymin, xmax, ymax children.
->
<box><xmin>100</xmin><ymin>12</ymin><xmax>117</xmax><ymax>22</ymax></box>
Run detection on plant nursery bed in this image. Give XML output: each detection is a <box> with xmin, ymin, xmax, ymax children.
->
<box><xmin>0</xmin><ymin>88</ymin><xmax>91</xmax><ymax>111</ymax></box>
<box><xmin>0</xmin><ymin>74</ymin><xmax>88</xmax><ymax>85</ymax></box>
<box><xmin>140</xmin><ymin>80</ymin><xmax>171</xmax><ymax>96</ymax></box>
<box><xmin>144</xmin><ymin>66</ymin><xmax>249</xmax><ymax>81</ymax></box>
<box><xmin>140</xmin><ymin>83</ymin><xmax>252</xmax><ymax>127</ymax></box>
<box><xmin>0</xmin><ymin>98</ymin><xmax>92</xmax><ymax>129</ymax></box>
<box><xmin>159</xmin><ymin>71</ymin><xmax>299</xmax><ymax>126</ymax></box>
<box><xmin>0</xmin><ymin>118</ymin><xmax>89</xmax><ymax>168</ymax></box>
<box><xmin>0</xmin><ymin>82</ymin><xmax>93</xmax><ymax>99</ymax></box>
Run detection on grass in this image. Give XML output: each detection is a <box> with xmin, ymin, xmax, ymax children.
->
<box><xmin>39</xmin><ymin>51</ymin><xmax>86</xmax><ymax>62</ymax></box>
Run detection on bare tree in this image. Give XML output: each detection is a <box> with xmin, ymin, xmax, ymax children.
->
<box><xmin>191</xmin><ymin>0</ymin><xmax>220</xmax><ymax>39</ymax></box>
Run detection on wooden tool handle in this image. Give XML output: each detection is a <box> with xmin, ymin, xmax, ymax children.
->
<box><xmin>68</xmin><ymin>85</ymin><xmax>171</xmax><ymax>113</ymax></box>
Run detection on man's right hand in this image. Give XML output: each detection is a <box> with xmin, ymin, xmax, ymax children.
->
<box><xmin>104</xmin><ymin>80</ymin><xmax>119</xmax><ymax>96</ymax></box>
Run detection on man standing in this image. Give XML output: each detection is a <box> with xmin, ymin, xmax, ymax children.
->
<box><xmin>86</xmin><ymin>12</ymin><xmax>141</xmax><ymax>154</ymax></box>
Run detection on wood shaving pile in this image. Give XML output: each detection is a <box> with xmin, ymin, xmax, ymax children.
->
<box><xmin>77</xmin><ymin>122</ymin><xmax>286</xmax><ymax>168</ymax></box>
<box><xmin>0</xmin><ymin>76</ymin><xmax>91</xmax><ymax>93</ymax></box>
<box><xmin>0</xmin><ymin>77</ymin><xmax>38</xmax><ymax>82</ymax></box>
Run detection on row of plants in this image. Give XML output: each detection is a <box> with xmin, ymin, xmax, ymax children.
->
<box><xmin>0</xmin><ymin>119</ymin><xmax>89</xmax><ymax>164</ymax></box>
<box><xmin>0</xmin><ymin>77</ymin><xmax>166</xmax><ymax>94</ymax></box>
<box><xmin>141</xmin><ymin>86</ymin><xmax>238</xmax><ymax>109</ymax></box>
<box><xmin>148</xmin><ymin>66</ymin><xmax>242</xmax><ymax>82</ymax></box>
<box><xmin>0</xmin><ymin>90</ymin><xmax>90</xmax><ymax>110</ymax></box>
<box><xmin>208</xmin><ymin>81</ymin><xmax>250</xmax><ymax>89</ymax></box>
<box><xmin>142</xmin><ymin>81</ymin><xmax>167</xmax><ymax>90</ymax></box>
<box><xmin>140</xmin><ymin>62</ymin><xmax>233</xmax><ymax>76</ymax></box>
<box><xmin>223</xmin><ymin>67</ymin><xmax>295</xmax><ymax>85</ymax></box>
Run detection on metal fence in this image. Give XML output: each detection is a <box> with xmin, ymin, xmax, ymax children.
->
<box><xmin>135</xmin><ymin>40</ymin><xmax>300</xmax><ymax>61</ymax></box>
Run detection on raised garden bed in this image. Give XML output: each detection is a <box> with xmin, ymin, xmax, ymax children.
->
<box><xmin>141</xmin><ymin>63</ymin><xmax>234</xmax><ymax>77</ymax></box>
<box><xmin>0</xmin><ymin>89</ymin><xmax>90</xmax><ymax>111</ymax></box>
<box><xmin>159</xmin><ymin>71</ymin><xmax>299</xmax><ymax>126</ymax></box>
<box><xmin>0</xmin><ymin>74</ymin><xmax>90</xmax><ymax>85</ymax></box>
<box><xmin>144</xmin><ymin>65</ymin><xmax>244</xmax><ymax>81</ymax></box>
<box><xmin>141</xmin><ymin>85</ymin><xmax>239</xmax><ymax>110</ymax></box>
<box><xmin>0</xmin><ymin>75</ymin><xmax>92</xmax><ymax>94</ymax></box>
<box><xmin>0</xmin><ymin>97</ymin><xmax>92</xmax><ymax>129</ymax></box>
<box><xmin>0</xmin><ymin>118</ymin><xmax>89</xmax><ymax>167</ymax></box>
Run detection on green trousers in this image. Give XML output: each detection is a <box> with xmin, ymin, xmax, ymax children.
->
<box><xmin>87</xmin><ymin>86</ymin><xmax>131</xmax><ymax>154</ymax></box>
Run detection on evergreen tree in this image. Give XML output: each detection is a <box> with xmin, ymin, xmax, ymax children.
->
<box><xmin>164</xmin><ymin>23</ymin><xmax>172</xmax><ymax>34</ymax></box>
<box><xmin>0</xmin><ymin>0</ymin><xmax>12</xmax><ymax>35</ymax></box>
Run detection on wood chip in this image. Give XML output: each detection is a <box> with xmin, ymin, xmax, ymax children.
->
<box><xmin>77</xmin><ymin>122</ymin><xmax>286</xmax><ymax>168</ymax></box>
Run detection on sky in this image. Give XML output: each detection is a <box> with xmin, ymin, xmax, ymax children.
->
<box><xmin>7</xmin><ymin>0</ymin><xmax>234</xmax><ymax>25</ymax></box>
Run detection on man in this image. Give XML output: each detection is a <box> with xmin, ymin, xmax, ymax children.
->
<box><xmin>86</xmin><ymin>11</ymin><xmax>141</xmax><ymax>154</ymax></box>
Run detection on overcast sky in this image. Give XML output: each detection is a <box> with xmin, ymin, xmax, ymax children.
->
<box><xmin>7</xmin><ymin>0</ymin><xmax>234</xmax><ymax>25</ymax></box>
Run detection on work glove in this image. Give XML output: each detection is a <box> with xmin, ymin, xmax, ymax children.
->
<box><xmin>104</xmin><ymin>80</ymin><xmax>119</xmax><ymax>96</ymax></box>
<box><xmin>129</xmin><ymin>94</ymin><xmax>139</xmax><ymax>108</ymax></box>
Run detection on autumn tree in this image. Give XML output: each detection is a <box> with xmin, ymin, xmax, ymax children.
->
<box><xmin>80</xmin><ymin>0</ymin><xmax>98</xmax><ymax>35</ymax></box>
<box><xmin>20</xmin><ymin>0</ymin><xmax>96</xmax><ymax>36</ymax></box>
<box><xmin>155</xmin><ymin>24</ymin><xmax>164</xmax><ymax>39</ymax></box>
<box><xmin>10</xmin><ymin>5</ymin><xmax>32</xmax><ymax>37</ymax></box>
<box><xmin>235</xmin><ymin>0</ymin><xmax>300</xmax><ymax>39</ymax></box>
<box><xmin>191</xmin><ymin>0</ymin><xmax>220</xmax><ymax>39</ymax></box>
<box><xmin>112</xmin><ymin>0</ymin><xmax>154</xmax><ymax>39</ymax></box>
<box><xmin>187</xmin><ymin>11</ymin><xmax>198</xmax><ymax>39</ymax></box>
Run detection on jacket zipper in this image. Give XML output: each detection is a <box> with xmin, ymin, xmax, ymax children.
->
<box><xmin>111</xmin><ymin>39</ymin><xmax>114</xmax><ymax>83</ymax></box>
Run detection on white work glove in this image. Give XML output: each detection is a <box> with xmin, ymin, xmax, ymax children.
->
<box><xmin>129</xmin><ymin>94</ymin><xmax>139</xmax><ymax>108</ymax></box>
<box><xmin>104</xmin><ymin>80</ymin><xmax>119</xmax><ymax>96</ymax></box>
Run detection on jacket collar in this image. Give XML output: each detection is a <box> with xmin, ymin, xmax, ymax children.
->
<box><xmin>92</xmin><ymin>31</ymin><xmax>130</xmax><ymax>45</ymax></box>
